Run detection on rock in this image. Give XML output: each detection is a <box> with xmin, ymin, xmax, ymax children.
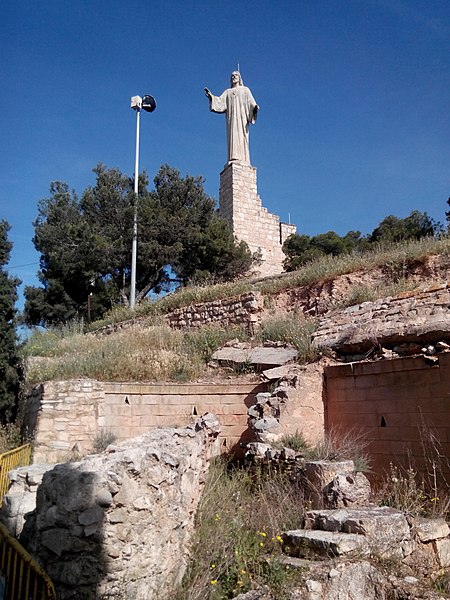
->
<box><xmin>323</xmin><ymin>472</ymin><xmax>371</xmax><ymax>508</ymax></box>
<box><xmin>244</xmin><ymin>442</ymin><xmax>274</xmax><ymax>460</ymax></box>
<box><xmin>413</xmin><ymin>517</ymin><xmax>450</xmax><ymax>542</ymax></box>
<box><xmin>16</xmin><ymin>417</ymin><xmax>220</xmax><ymax>600</ymax></box>
<box><xmin>260</xmin><ymin>365</ymin><xmax>305</xmax><ymax>381</ymax></box>
<box><xmin>0</xmin><ymin>463</ymin><xmax>55</xmax><ymax>537</ymax></box>
<box><xmin>433</xmin><ymin>538</ymin><xmax>450</xmax><ymax>567</ymax></box>
<box><xmin>252</xmin><ymin>417</ymin><xmax>282</xmax><ymax>443</ymax></box>
<box><xmin>306</xmin><ymin>506</ymin><xmax>411</xmax><ymax>558</ymax></box>
<box><xmin>312</xmin><ymin>287</ymin><xmax>450</xmax><ymax>355</ymax></box>
<box><xmin>282</xmin><ymin>529</ymin><xmax>369</xmax><ymax>557</ymax></box>
<box><xmin>304</xmin><ymin>460</ymin><xmax>355</xmax><ymax>509</ymax></box>
<box><xmin>211</xmin><ymin>345</ymin><xmax>298</xmax><ymax>369</ymax></box>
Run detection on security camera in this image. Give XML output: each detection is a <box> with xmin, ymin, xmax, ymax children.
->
<box><xmin>130</xmin><ymin>96</ymin><xmax>142</xmax><ymax>110</ymax></box>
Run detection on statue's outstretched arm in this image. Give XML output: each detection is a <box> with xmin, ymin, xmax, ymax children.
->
<box><xmin>204</xmin><ymin>87</ymin><xmax>213</xmax><ymax>100</ymax></box>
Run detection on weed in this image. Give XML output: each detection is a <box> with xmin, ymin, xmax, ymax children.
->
<box><xmin>378</xmin><ymin>464</ymin><xmax>427</xmax><ymax>517</ymax></box>
<box><xmin>170</xmin><ymin>458</ymin><xmax>304</xmax><ymax>599</ymax></box>
<box><xmin>306</xmin><ymin>428</ymin><xmax>371</xmax><ymax>472</ymax></box>
<box><xmin>93</xmin><ymin>429</ymin><xmax>117</xmax><ymax>453</ymax></box>
<box><xmin>258</xmin><ymin>314</ymin><xmax>319</xmax><ymax>363</ymax></box>
<box><xmin>275</xmin><ymin>430</ymin><xmax>310</xmax><ymax>454</ymax></box>
<box><xmin>434</xmin><ymin>570</ymin><xmax>450</xmax><ymax>595</ymax></box>
<box><xmin>0</xmin><ymin>423</ymin><xmax>24</xmax><ymax>454</ymax></box>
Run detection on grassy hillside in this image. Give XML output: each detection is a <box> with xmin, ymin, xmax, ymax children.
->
<box><xmin>22</xmin><ymin>236</ymin><xmax>450</xmax><ymax>384</ymax></box>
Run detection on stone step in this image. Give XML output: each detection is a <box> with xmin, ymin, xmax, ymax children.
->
<box><xmin>282</xmin><ymin>529</ymin><xmax>369</xmax><ymax>558</ymax></box>
<box><xmin>305</xmin><ymin>506</ymin><xmax>410</xmax><ymax>541</ymax></box>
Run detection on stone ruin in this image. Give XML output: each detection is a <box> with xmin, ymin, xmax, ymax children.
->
<box><xmin>4</xmin><ymin>411</ymin><xmax>450</xmax><ymax>599</ymax></box>
<box><xmin>1</xmin><ymin>414</ymin><xmax>220</xmax><ymax>600</ymax></box>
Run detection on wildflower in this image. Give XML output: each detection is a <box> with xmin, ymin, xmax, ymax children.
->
<box><xmin>210</xmin><ymin>579</ymin><xmax>218</xmax><ymax>585</ymax></box>
<box><xmin>214</xmin><ymin>514</ymin><xmax>221</xmax><ymax>521</ymax></box>
<box><xmin>210</xmin><ymin>564</ymin><xmax>216</xmax><ymax>569</ymax></box>
<box><xmin>241</xmin><ymin>569</ymin><xmax>246</xmax><ymax>574</ymax></box>
<box><xmin>259</xmin><ymin>542</ymin><xmax>264</xmax><ymax>547</ymax></box>
<box><xmin>431</xmin><ymin>497</ymin><xmax>440</xmax><ymax>502</ymax></box>
<box><xmin>276</xmin><ymin>535</ymin><xmax>283</xmax><ymax>543</ymax></box>
<box><xmin>259</xmin><ymin>531</ymin><xmax>267</xmax><ymax>537</ymax></box>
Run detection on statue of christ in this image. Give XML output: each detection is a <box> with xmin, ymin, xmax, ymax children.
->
<box><xmin>205</xmin><ymin>71</ymin><xmax>259</xmax><ymax>165</ymax></box>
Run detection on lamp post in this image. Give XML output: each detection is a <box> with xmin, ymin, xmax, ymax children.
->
<box><xmin>129</xmin><ymin>94</ymin><xmax>156</xmax><ymax>310</ymax></box>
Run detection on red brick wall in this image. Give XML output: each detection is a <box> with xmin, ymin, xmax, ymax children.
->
<box><xmin>324</xmin><ymin>354</ymin><xmax>450</xmax><ymax>480</ymax></box>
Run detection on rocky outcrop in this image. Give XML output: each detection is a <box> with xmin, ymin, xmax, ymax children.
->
<box><xmin>16</xmin><ymin>415</ymin><xmax>220</xmax><ymax>600</ymax></box>
<box><xmin>312</xmin><ymin>284</ymin><xmax>450</xmax><ymax>355</ymax></box>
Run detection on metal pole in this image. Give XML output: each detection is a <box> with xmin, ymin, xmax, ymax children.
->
<box><xmin>130</xmin><ymin>107</ymin><xmax>140</xmax><ymax>309</ymax></box>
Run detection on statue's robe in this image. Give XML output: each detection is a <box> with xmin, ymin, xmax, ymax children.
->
<box><xmin>209</xmin><ymin>85</ymin><xmax>258</xmax><ymax>164</ymax></box>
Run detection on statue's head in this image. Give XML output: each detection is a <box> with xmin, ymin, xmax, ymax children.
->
<box><xmin>230</xmin><ymin>71</ymin><xmax>243</xmax><ymax>87</ymax></box>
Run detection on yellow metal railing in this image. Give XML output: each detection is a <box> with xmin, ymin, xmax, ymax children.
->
<box><xmin>0</xmin><ymin>444</ymin><xmax>32</xmax><ymax>505</ymax></box>
<box><xmin>0</xmin><ymin>522</ymin><xmax>57</xmax><ymax>600</ymax></box>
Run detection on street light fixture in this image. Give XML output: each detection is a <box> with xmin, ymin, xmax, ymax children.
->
<box><xmin>129</xmin><ymin>94</ymin><xmax>156</xmax><ymax>310</ymax></box>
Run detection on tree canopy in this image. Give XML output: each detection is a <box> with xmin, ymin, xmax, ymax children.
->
<box><xmin>283</xmin><ymin>210</ymin><xmax>440</xmax><ymax>271</ymax></box>
<box><xmin>0</xmin><ymin>221</ymin><xmax>20</xmax><ymax>420</ymax></box>
<box><xmin>24</xmin><ymin>164</ymin><xmax>253</xmax><ymax>326</ymax></box>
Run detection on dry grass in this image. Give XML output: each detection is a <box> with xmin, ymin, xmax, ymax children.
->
<box><xmin>258</xmin><ymin>313</ymin><xmax>319</xmax><ymax>363</ymax></box>
<box><xmin>88</xmin><ymin>236</ymin><xmax>450</xmax><ymax>332</ymax></box>
<box><xmin>22</xmin><ymin>235</ymin><xmax>450</xmax><ymax>384</ymax></box>
<box><xmin>23</xmin><ymin>323</ymin><xmax>250</xmax><ymax>384</ymax></box>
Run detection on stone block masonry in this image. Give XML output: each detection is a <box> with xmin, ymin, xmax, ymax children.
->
<box><xmin>22</xmin><ymin>380</ymin><xmax>269</xmax><ymax>464</ymax></box>
<box><xmin>220</xmin><ymin>162</ymin><xmax>296</xmax><ymax>276</ymax></box>
<box><xmin>324</xmin><ymin>353</ymin><xmax>450</xmax><ymax>482</ymax></box>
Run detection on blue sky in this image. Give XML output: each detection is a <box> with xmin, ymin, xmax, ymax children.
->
<box><xmin>2</xmin><ymin>0</ymin><xmax>450</xmax><ymax>308</ymax></box>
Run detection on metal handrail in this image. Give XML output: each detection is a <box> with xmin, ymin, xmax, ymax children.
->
<box><xmin>0</xmin><ymin>444</ymin><xmax>32</xmax><ymax>506</ymax></box>
<box><xmin>0</xmin><ymin>522</ymin><xmax>57</xmax><ymax>599</ymax></box>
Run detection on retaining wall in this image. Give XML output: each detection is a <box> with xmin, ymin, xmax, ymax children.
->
<box><xmin>23</xmin><ymin>380</ymin><xmax>268</xmax><ymax>464</ymax></box>
<box><xmin>324</xmin><ymin>353</ymin><xmax>450</xmax><ymax>480</ymax></box>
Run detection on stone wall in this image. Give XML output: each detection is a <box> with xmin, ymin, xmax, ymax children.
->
<box><xmin>324</xmin><ymin>353</ymin><xmax>450</xmax><ymax>479</ymax></box>
<box><xmin>23</xmin><ymin>380</ymin><xmax>269</xmax><ymax>464</ymax></box>
<box><xmin>219</xmin><ymin>162</ymin><xmax>296</xmax><ymax>276</ymax></box>
<box><xmin>166</xmin><ymin>291</ymin><xmax>264</xmax><ymax>330</ymax></box>
<box><xmin>17</xmin><ymin>417</ymin><xmax>220</xmax><ymax>600</ymax></box>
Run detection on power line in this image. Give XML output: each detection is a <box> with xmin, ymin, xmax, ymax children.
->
<box><xmin>7</xmin><ymin>262</ymin><xmax>39</xmax><ymax>270</ymax></box>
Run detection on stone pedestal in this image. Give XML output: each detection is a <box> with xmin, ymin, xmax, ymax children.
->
<box><xmin>219</xmin><ymin>162</ymin><xmax>296</xmax><ymax>276</ymax></box>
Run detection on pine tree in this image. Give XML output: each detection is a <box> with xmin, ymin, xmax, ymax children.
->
<box><xmin>0</xmin><ymin>220</ymin><xmax>20</xmax><ymax>420</ymax></box>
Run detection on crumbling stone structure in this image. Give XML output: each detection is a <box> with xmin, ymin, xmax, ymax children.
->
<box><xmin>12</xmin><ymin>416</ymin><xmax>220</xmax><ymax>600</ymax></box>
<box><xmin>219</xmin><ymin>163</ymin><xmax>296</xmax><ymax>276</ymax></box>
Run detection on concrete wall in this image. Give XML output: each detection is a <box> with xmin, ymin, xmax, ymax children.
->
<box><xmin>23</xmin><ymin>380</ymin><xmax>268</xmax><ymax>464</ymax></box>
<box><xmin>324</xmin><ymin>354</ymin><xmax>450</xmax><ymax>480</ymax></box>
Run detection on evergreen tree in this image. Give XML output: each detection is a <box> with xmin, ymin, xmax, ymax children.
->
<box><xmin>0</xmin><ymin>220</ymin><xmax>20</xmax><ymax>420</ymax></box>
<box><xmin>24</xmin><ymin>164</ymin><xmax>253</xmax><ymax>326</ymax></box>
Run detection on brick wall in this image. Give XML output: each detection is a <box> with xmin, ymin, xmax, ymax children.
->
<box><xmin>324</xmin><ymin>354</ymin><xmax>450</xmax><ymax>480</ymax></box>
<box><xmin>23</xmin><ymin>380</ymin><xmax>268</xmax><ymax>464</ymax></box>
